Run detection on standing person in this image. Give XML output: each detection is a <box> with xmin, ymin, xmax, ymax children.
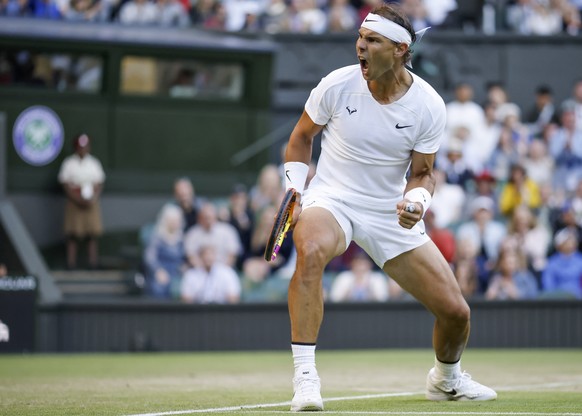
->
<box><xmin>58</xmin><ymin>133</ymin><xmax>105</xmax><ymax>270</ymax></box>
<box><xmin>281</xmin><ymin>4</ymin><xmax>496</xmax><ymax>412</ymax></box>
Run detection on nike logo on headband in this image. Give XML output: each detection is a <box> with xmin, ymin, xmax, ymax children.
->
<box><xmin>364</xmin><ymin>17</ymin><xmax>377</xmax><ymax>22</ymax></box>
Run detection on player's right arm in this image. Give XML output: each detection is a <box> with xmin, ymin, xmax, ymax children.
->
<box><xmin>284</xmin><ymin>111</ymin><xmax>324</xmax><ymax>226</ymax></box>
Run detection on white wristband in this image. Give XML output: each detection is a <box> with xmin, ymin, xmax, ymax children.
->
<box><xmin>404</xmin><ymin>187</ymin><xmax>432</xmax><ymax>218</ymax></box>
<box><xmin>284</xmin><ymin>161</ymin><xmax>309</xmax><ymax>195</ymax></box>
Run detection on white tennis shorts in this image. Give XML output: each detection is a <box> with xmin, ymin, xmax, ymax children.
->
<box><xmin>301</xmin><ymin>189</ymin><xmax>430</xmax><ymax>268</ymax></box>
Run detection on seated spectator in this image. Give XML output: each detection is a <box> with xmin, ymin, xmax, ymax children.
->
<box><xmin>242</xmin><ymin>204</ymin><xmax>294</xmax><ymax>283</ymax></box>
<box><xmin>33</xmin><ymin>0</ymin><xmax>61</xmax><ymax>18</ymax></box>
<box><xmin>399</xmin><ymin>0</ymin><xmax>430</xmax><ymax>32</ymax></box>
<box><xmin>249</xmin><ymin>163</ymin><xmax>283</xmax><ymax>214</ymax></box>
<box><xmin>456</xmin><ymin>196</ymin><xmax>507</xmax><ymax>293</ymax></box>
<box><xmin>486</xmin><ymin>127</ymin><xmax>520</xmax><ymax>183</ymax></box>
<box><xmin>541</xmin><ymin>227</ymin><xmax>582</xmax><ymax>299</ymax></box>
<box><xmin>326</xmin><ymin>0</ymin><xmax>358</xmax><ymax>32</ymax></box>
<box><xmin>522</xmin><ymin>139</ymin><xmax>554</xmax><ymax>188</ymax></box>
<box><xmin>499</xmin><ymin>163</ymin><xmax>542</xmax><ymax>218</ymax></box>
<box><xmin>156</xmin><ymin>0</ymin><xmax>190</xmax><ymax>27</ymax></box>
<box><xmin>550</xmin><ymin>199</ymin><xmax>582</xmax><ymax>253</ymax></box>
<box><xmin>507</xmin><ymin>0</ymin><xmax>563</xmax><ymax>35</ymax></box>
<box><xmin>505</xmin><ymin>204</ymin><xmax>551</xmax><ymax>281</ymax></box>
<box><xmin>424</xmin><ymin>209</ymin><xmax>455</xmax><ymax>265</ymax></box>
<box><xmin>525</xmin><ymin>85</ymin><xmax>557</xmax><ymax>139</ymax></box>
<box><xmin>560</xmin><ymin>79</ymin><xmax>582</xmax><ymax>132</ymax></box>
<box><xmin>181</xmin><ymin>244</ymin><xmax>241</xmax><ymax>304</ymax></box>
<box><xmin>1</xmin><ymin>0</ymin><xmax>32</xmax><ymax>16</ymax></box>
<box><xmin>452</xmin><ymin>237</ymin><xmax>479</xmax><ymax>299</ymax></box>
<box><xmin>485</xmin><ymin>245</ymin><xmax>538</xmax><ymax>300</ymax></box>
<box><xmin>260</xmin><ymin>0</ymin><xmax>291</xmax><ymax>33</ymax></box>
<box><xmin>219</xmin><ymin>184</ymin><xmax>254</xmax><ymax>269</ymax></box>
<box><xmin>144</xmin><ymin>204</ymin><xmax>186</xmax><ymax>299</ymax></box>
<box><xmin>329</xmin><ymin>250</ymin><xmax>391</xmax><ymax>302</ymax></box>
<box><xmin>184</xmin><ymin>202</ymin><xmax>242</xmax><ymax>268</ymax></box>
<box><xmin>548</xmin><ymin>103</ymin><xmax>582</xmax><ymax>192</ymax></box>
<box><xmin>118</xmin><ymin>0</ymin><xmax>157</xmax><ymax>25</ymax></box>
<box><xmin>429</xmin><ymin>168</ymin><xmax>466</xmax><ymax>228</ymax></box>
<box><xmin>172</xmin><ymin>177</ymin><xmax>202</xmax><ymax>231</ymax></box>
<box><xmin>437</xmin><ymin>136</ymin><xmax>474</xmax><ymax>189</ymax></box>
<box><xmin>288</xmin><ymin>0</ymin><xmax>327</xmax><ymax>33</ymax></box>
<box><xmin>464</xmin><ymin>170</ymin><xmax>499</xmax><ymax>219</ymax></box>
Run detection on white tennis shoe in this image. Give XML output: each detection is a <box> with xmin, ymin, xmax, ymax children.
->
<box><xmin>291</xmin><ymin>365</ymin><xmax>324</xmax><ymax>412</ymax></box>
<box><xmin>426</xmin><ymin>367</ymin><xmax>497</xmax><ymax>401</ymax></box>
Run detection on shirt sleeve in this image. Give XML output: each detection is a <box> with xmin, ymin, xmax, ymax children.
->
<box><xmin>414</xmin><ymin>94</ymin><xmax>447</xmax><ymax>155</ymax></box>
<box><xmin>304</xmin><ymin>72</ymin><xmax>341</xmax><ymax>126</ymax></box>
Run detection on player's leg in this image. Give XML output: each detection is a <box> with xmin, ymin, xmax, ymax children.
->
<box><xmin>289</xmin><ymin>206</ymin><xmax>346</xmax><ymax>412</ymax></box>
<box><xmin>66</xmin><ymin>236</ymin><xmax>78</xmax><ymax>269</ymax></box>
<box><xmin>383</xmin><ymin>241</ymin><xmax>497</xmax><ymax>401</ymax></box>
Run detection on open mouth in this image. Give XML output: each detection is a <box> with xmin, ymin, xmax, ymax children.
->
<box><xmin>359</xmin><ymin>57</ymin><xmax>369</xmax><ymax>75</ymax></box>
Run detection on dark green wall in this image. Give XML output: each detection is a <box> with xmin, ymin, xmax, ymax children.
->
<box><xmin>0</xmin><ymin>21</ymin><xmax>275</xmax><ymax>196</ymax></box>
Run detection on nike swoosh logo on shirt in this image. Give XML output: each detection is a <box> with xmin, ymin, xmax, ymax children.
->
<box><xmin>395</xmin><ymin>123</ymin><xmax>413</xmax><ymax>129</ymax></box>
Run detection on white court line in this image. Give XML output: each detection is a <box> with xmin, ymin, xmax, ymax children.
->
<box><xmin>124</xmin><ymin>380</ymin><xmax>582</xmax><ymax>416</ymax></box>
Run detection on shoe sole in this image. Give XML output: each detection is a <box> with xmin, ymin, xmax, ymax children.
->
<box><xmin>426</xmin><ymin>391</ymin><xmax>498</xmax><ymax>401</ymax></box>
<box><xmin>290</xmin><ymin>401</ymin><xmax>324</xmax><ymax>412</ymax></box>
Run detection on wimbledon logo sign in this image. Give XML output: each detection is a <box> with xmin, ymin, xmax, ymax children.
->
<box><xmin>13</xmin><ymin>105</ymin><xmax>64</xmax><ymax>166</ymax></box>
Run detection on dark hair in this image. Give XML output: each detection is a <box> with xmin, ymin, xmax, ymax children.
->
<box><xmin>370</xmin><ymin>3</ymin><xmax>416</xmax><ymax>65</ymax></box>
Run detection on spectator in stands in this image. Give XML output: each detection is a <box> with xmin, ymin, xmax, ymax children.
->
<box><xmin>0</xmin><ymin>0</ymin><xmax>32</xmax><ymax>16</ymax></box>
<box><xmin>181</xmin><ymin>244</ymin><xmax>241</xmax><ymax>304</ymax></box>
<box><xmin>65</xmin><ymin>0</ymin><xmax>108</xmax><ymax>21</ymax></box>
<box><xmin>506</xmin><ymin>0</ymin><xmax>564</xmax><ymax>35</ymax></box>
<box><xmin>184</xmin><ymin>202</ymin><xmax>242</xmax><ymax>268</ymax></box>
<box><xmin>560</xmin><ymin>78</ymin><xmax>582</xmax><ymax>132</ymax></box>
<box><xmin>438</xmin><ymin>136</ymin><xmax>474</xmax><ymax>189</ymax></box>
<box><xmin>499</xmin><ymin>163</ymin><xmax>542</xmax><ymax>218</ymax></box>
<box><xmin>399</xmin><ymin>0</ymin><xmax>430</xmax><ymax>32</ymax></box>
<box><xmin>189</xmin><ymin>0</ymin><xmax>215</xmax><ymax>25</ymax></box>
<box><xmin>498</xmin><ymin>102</ymin><xmax>532</xmax><ymax>159</ymax></box>
<box><xmin>259</xmin><ymin>0</ymin><xmax>291</xmax><ymax>33</ymax></box>
<box><xmin>249</xmin><ymin>163</ymin><xmax>283</xmax><ymax>214</ymax></box>
<box><xmin>505</xmin><ymin>204</ymin><xmax>551</xmax><ymax>282</ymax></box>
<box><xmin>550</xmin><ymin>199</ymin><xmax>582</xmax><ymax>252</ymax></box>
<box><xmin>329</xmin><ymin>250</ymin><xmax>391</xmax><ymax>302</ymax></box>
<box><xmin>478</xmin><ymin>101</ymin><xmax>502</xmax><ymax>170</ymax></box>
<box><xmin>202</xmin><ymin>1</ymin><xmax>227</xmax><ymax>29</ymax></box>
<box><xmin>542</xmin><ymin>227</ymin><xmax>582</xmax><ymax>299</ymax></box>
<box><xmin>522</xmin><ymin>138</ymin><xmax>554</xmax><ymax>188</ymax></box>
<box><xmin>456</xmin><ymin>196</ymin><xmax>507</xmax><ymax>293</ymax></box>
<box><xmin>33</xmin><ymin>0</ymin><xmax>61</xmax><ymax>18</ymax></box>
<box><xmin>485</xmin><ymin>245</ymin><xmax>538</xmax><ymax>300</ymax></box>
<box><xmin>525</xmin><ymin>85</ymin><xmax>557</xmax><ymax>139</ymax></box>
<box><xmin>486</xmin><ymin>127</ymin><xmax>520</xmax><ymax>182</ymax></box>
<box><xmin>58</xmin><ymin>133</ymin><xmax>105</xmax><ymax>270</ymax></box>
<box><xmin>424</xmin><ymin>209</ymin><xmax>456</xmax><ymax>266</ymax></box>
<box><xmin>465</xmin><ymin>170</ymin><xmax>499</xmax><ymax>219</ymax></box>
<box><xmin>144</xmin><ymin>204</ymin><xmax>186</xmax><ymax>299</ymax></box>
<box><xmin>452</xmin><ymin>237</ymin><xmax>479</xmax><ymax>299</ymax></box>
<box><xmin>326</xmin><ymin>0</ymin><xmax>358</xmax><ymax>32</ymax></box>
<box><xmin>242</xmin><ymin>203</ymin><xmax>294</xmax><ymax>284</ymax></box>
<box><xmin>172</xmin><ymin>177</ymin><xmax>201</xmax><ymax>231</ymax></box>
<box><xmin>445</xmin><ymin>82</ymin><xmax>487</xmax><ymax>172</ymax></box>
<box><xmin>288</xmin><ymin>0</ymin><xmax>327</xmax><ymax>33</ymax></box>
<box><xmin>220</xmin><ymin>183</ymin><xmax>254</xmax><ymax>269</ymax></box>
<box><xmin>118</xmin><ymin>0</ymin><xmax>157</xmax><ymax>25</ymax></box>
<box><xmin>429</xmin><ymin>168</ymin><xmax>466</xmax><ymax>229</ymax></box>
<box><xmin>547</xmin><ymin>103</ymin><xmax>582</xmax><ymax>192</ymax></box>
<box><xmin>156</xmin><ymin>0</ymin><xmax>190</xmax><ymax>27</ymax></box>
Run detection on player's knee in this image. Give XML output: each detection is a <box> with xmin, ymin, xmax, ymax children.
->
<box><xmin>295</xmin><ymin>238</ymin><xmax>329</xmax><ymax>273</ymax></box>
<box><xmin>443</xmin><ymin>301</ymin><xmax>470</xmax><ymax>327</ymax></box>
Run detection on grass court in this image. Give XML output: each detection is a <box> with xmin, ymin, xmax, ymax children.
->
<box><xmin>1</xmin><ymin>349</ymin><xmax>581</xmax><ymax>416</ymax></box>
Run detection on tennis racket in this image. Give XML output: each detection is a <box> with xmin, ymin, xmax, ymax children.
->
<box><xmin>264</xmin><ymin>188</ymin><xmax>297</xmax><ymax>262</ymax></box>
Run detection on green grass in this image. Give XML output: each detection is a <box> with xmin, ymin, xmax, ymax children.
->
<box><xmin>1</xmin><ymin>349</ymin><xmax>581</xmax><ymax>416</ymax></box>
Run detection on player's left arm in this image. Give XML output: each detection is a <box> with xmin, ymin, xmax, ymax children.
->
<box><xmin>397</xmin><ymin>151</ymin><xmax>436</xmax><ymax>229</ymax></box>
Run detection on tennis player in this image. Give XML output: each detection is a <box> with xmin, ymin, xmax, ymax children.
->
<box><xmin>283</xmin><ymin>3</ymin><xmax>497</xmax><ymax>412</ymax></box>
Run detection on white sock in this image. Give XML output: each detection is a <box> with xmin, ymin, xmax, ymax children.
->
<box><xmin>434</xmin><ymin>357</ymin><xmax>462</xmax><ymax>380</ymax></box>
<box><xmin>292</xmin><ymin>343</ymin><xmax>316</xmax><ymax>371</ymax></box>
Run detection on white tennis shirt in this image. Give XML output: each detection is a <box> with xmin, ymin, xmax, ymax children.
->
<box><xmin>305</xmin><ymin>64</ymin><xmax>446</xmax><ymax>209</ymax></box>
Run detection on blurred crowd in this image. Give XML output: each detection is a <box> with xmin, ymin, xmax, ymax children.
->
<box><xmin>138</xmin><ymin>78</ymin><xmax>582</xmax><ymax>304</ymax></box>
<box><xmin>0</xmin><ymin>0</ymin><xmax>581</xmax><ymax>36</ymax></box>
